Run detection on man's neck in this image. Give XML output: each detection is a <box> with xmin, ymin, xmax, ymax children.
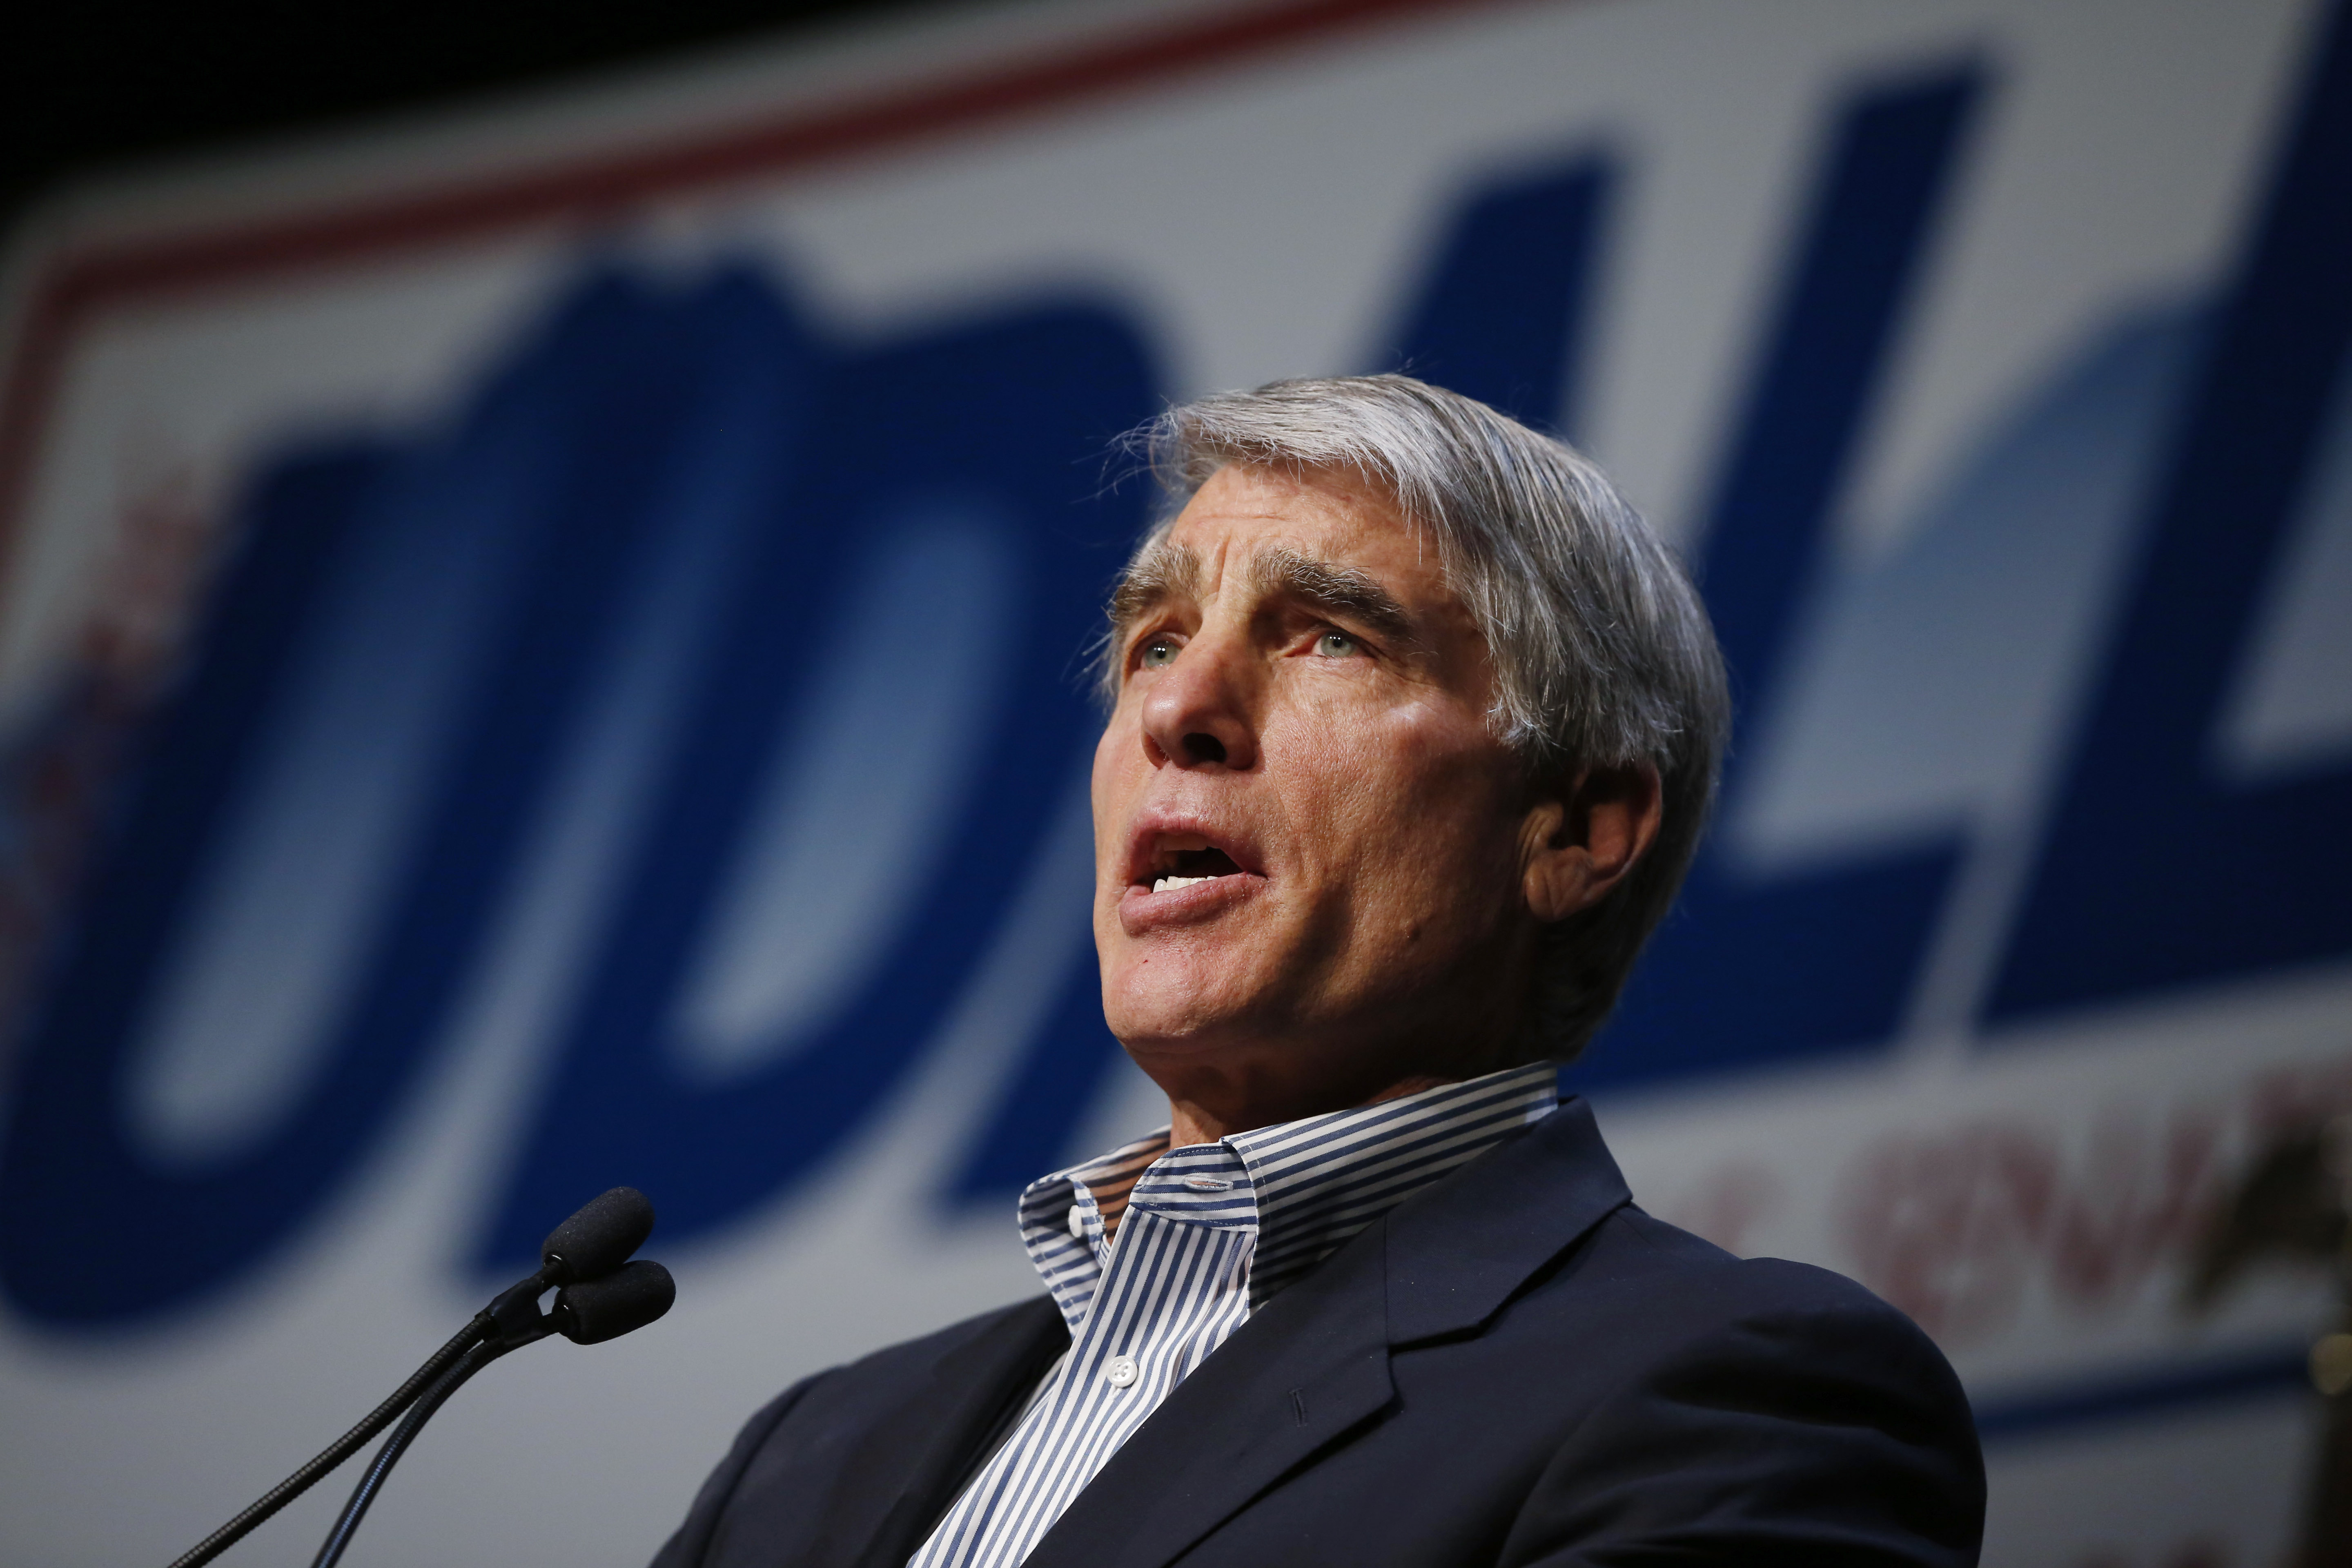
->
<box><xmin>1165</xmin><ymin>1069</ymin><xmax>1464</xmax><ymax>1149</ymax></box>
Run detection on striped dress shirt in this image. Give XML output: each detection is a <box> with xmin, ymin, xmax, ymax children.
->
<box><xmin>905</xmin><ymin>1060</ymin><xmax>1561</xmax><ymax>1568</ymax></box>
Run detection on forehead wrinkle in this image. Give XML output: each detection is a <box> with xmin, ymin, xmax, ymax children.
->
<box><xmin>1249</xmin><ymin>546</ymin><xmax>1420</xmax><ymax>647</ymax></box>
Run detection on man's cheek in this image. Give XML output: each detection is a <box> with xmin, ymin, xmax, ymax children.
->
<box><xmin>1371</xmin><ymin>692</ymin><xmax>1477</xmax><ymax>751</ymax></box>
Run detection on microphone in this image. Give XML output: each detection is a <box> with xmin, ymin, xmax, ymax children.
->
<box><xmin>540</xmin><ymin>1185</ymin><xmax>655</xmax><ymax>1285</ymax></box>
<box><xmin>555</xmin><ymin>1258</ymin><xmax>677</xmax><ymax>1344</ymax></box>
<box><xmin>165</xmin><ymin>1188</ymin><xmax>670</xmax><ymax>1568</ymax></box>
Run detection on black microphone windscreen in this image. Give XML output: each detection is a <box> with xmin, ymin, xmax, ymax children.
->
<box><xmin>555</xmin><ymin>1260</ymin><xmax>676</xmax><ymax>1345</ymax></box>
<box><xmin>540</xmin><ymin>1188</ymin><xmax>655</xmax><ymax>1285</ymax></box>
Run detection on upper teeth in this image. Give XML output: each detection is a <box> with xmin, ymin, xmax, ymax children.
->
<box><xmin>1153</xmin><ymin>875</ymin><xmax>1212</xmax><ymax>893</ymax></box>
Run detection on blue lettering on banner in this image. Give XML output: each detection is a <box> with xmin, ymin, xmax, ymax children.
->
<box><xmin>481</xmin><ymin>286</ymin><xmax>1157</xmax><ymax>1265</ymax></box>
<box><xmin>0</xmin><ymin>269</ymin><xmax>739</xmax><ymax>1324</ymax></box>
<box><xmin>1986</xmin><ymin>0</ymin><xmax>2352</xmax><ymax>1022</ymax></box>
<box><xmin>2</xmin><ymin>22</ymin><xmax>2350</xmax><ymax>1326</ymax></box>
<box><xmin>0</xmin><ymin>265</ymin><xmax>1156</xmax><ymax>1320</ymax></box>
<box><xmin>1577</xmin><ymin>66</ymin><xmax>1990</xmax><ymax>1087</ymax></box>
<box><xmin>1377</xmin><ymin>156</ymin><xmax>1617</xmax><ymax>436</ymax></box>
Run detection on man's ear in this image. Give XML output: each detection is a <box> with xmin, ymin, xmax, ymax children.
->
<box><xmin>1518</xmin><ymin>762</ymin><xmax>1664</xmax><ymax>923</ymax></box>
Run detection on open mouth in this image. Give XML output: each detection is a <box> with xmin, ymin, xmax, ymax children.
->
<box><xmin>1142</xmin><ymin>833</ymin><xmax>1248</xmax><ymax>893</ymax></box>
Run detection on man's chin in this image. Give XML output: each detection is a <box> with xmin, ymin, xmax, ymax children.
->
<box><xmin>1101</xmin><ymin>972</ymin><xmax>1283</xmax><ymax>1060</ymax></box>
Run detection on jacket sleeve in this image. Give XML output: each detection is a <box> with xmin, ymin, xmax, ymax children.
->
<box><xmin>1499</xmin><ymin>1287</ymin><xmax>1985</xmax><ymax>1567</ymax></box>
<box><xmin>648</xmin><ymin>1371</ymin><xmax>833</xmax><ymax>1568</ymax></box>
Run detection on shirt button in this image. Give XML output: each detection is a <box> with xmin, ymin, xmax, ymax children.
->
<box><xmin>1067</xmin><ymin>1204</ymin><xmax>1087</xmax><ymax>1240</ymax></box>
<box><xmin>1105</xmin><ymin>1355</ymin><xmax>1139</xmax><ymax>1389</ymax></box>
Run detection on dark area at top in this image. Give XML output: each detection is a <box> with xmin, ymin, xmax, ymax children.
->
<box><xmin>1</xmin><ymin>0</ymin><xmax>949</xmax><ymax>237</ymax></box>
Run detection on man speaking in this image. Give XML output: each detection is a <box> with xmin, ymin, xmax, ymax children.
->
<box><xmin>652</xmin><ymin>376</ymin><xmax>1984</xmax><ymax>1567</ymax></box>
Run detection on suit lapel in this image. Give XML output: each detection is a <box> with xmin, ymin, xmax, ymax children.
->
<box><xmin>1385</xmin><ymin>1097</ymin><xmax>1630</xmax><ymax>1345</ymax></box>
<box><xmin>1022</xmin><ymin>1221</ymin><xmax>1396</xmax><ymax>1568</ymax></box>
<box><xmin>831</xmin><ymin>1295</ymin><xmax>1069</xmax><ymax>1568</ymax></box>
<box><xmin>1021</xmin><ymin>1097</ymin><xmax>1632</xmax><ymax>1568</ymax></box>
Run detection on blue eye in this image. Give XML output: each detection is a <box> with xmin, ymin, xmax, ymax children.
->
<box><xmin>1314</xmin><ymin>631</ymin><xmax>1361</xmax><ymax>659</ymax></box>
<box><xmin>1138</xmin><ymin>638</ymin><xmax>1178</xmax><ymax>669</ymax></box>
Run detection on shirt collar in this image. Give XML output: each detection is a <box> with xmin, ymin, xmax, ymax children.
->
<box><xmin>1017</xmin><ymin>1061</ymin><xmax>1559</xmax><ymax>1328</ymax></box>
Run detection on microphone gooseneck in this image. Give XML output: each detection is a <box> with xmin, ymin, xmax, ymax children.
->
<box><xmin>164</xmin><ymin>1188</ymin><xmax>668</xmax><ymax>1568</ymax></box>
<box><xmin>162</xmin><ymin>1321</ymin><xmax>481</xmax><ymax>1568</ymax></box>
<box><xmin>309</xmin><ymin>1330</ymin><xmax>543</xmax><ymax>1568</ymax></box>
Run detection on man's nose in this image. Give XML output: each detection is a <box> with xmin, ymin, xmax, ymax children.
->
<box><xmin>1140</xmin><ymin>634</ymin><xmax>1258</xmax><ymax>771</ymax></box>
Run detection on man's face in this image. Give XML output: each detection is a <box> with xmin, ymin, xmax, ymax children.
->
<box><xmin>1091</xmin><ymin>463</ymin><xmax>1544</xmax><ymax>1129</ymax></box>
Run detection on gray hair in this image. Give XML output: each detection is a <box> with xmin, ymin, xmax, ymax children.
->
<box><xmin>1102</xmin><ymin>374</ymin><xmax>1728</xmax><ymax>1061</ymax></box>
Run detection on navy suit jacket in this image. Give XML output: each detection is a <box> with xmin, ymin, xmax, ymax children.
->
<box><xmin>651</xmin><ymin>1099</ymin><xmax>1984</xmax><ymax>1567</ymax></box>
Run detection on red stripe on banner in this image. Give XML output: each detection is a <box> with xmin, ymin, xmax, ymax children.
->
<box><xmin>0</xmin><ymin>0</ymin><xmax>1532</xmax><ymax>582</ymax></box>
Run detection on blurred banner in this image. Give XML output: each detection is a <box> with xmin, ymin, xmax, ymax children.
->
<box><xmin>1</xmin><ymin>0</ymin><xmax>2348</xmax><ymax>1562</ymax></box>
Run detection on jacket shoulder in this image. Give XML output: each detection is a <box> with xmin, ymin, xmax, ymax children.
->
<box><xmin>1537</xmin><ymin>1202</ymin><xmax>1969</xmax><ymax>1420</ymax></box>
<box><xmin>1489</xmin><ymin>1205</ymin><xmax>1982</xmax><ymax>1564</ymax></box>
<box><xmin>1557</xmin><ymin>1200</ymin><xmax>1935</xmax><ymax>1336</ymax></box>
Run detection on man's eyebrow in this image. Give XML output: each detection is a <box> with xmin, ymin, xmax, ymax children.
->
<box><xmin>1108</xmin><ymin>537</ymin><xmax>1199</xmax><ymax>636</ymax></box>
<box><xmin>1251</xmin><ymin>547</ymin><xmax>1419</xmax><ymax>646</ymax></box>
